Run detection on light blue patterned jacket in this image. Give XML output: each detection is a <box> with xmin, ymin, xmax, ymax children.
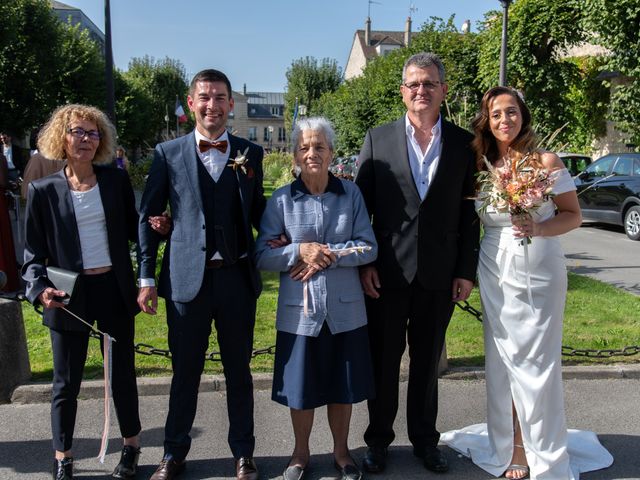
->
<box><xmin>255</xmin><ymin>174</ymin><xmax>377</xmax><ymax>336</ymax></box>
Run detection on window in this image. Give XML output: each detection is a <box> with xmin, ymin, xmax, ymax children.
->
<box><xmin>271</xmin><ymin>106</ymin><xmax>281</xmax><ymax>116</ymax></box>
<box><xmin>248</xmin><ymin>127</ymin><xmax>257</xmax><ymax>141</ymax></box>
<box><xmin>278</xmin><ymin>127</ymin><xmax>286</xmax><ymax>142</ymax></box>
<box><xmin>264</xmin><ymin>127</ymin><xmax>270</xmax><ymax>142</ymax></box>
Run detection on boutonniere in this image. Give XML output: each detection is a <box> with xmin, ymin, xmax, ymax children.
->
<box><xmin>228</xmin><ymin>147</ymin><xmax>253</xmax><ymax>177</ymax></box>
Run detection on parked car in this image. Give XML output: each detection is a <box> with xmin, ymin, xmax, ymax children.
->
<box><xmin>558</xmin><ymin>152</ymin><xmax>592</xmax><ymax>176</ymax></box>
<box><xmin>574</xmin><ymin>152</ymin><xmax>640</xmax><ymax>240</ymax></box>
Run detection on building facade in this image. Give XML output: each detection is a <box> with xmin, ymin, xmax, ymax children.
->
<box><xmin>51</xmin><ymin>1</ymin><xmax>105</xmax><ymax>52</ymax></box>
<box><xmin>228</xmin><ymin>87</ymin><xmax>287</xmax><ymax>152</ymax></box>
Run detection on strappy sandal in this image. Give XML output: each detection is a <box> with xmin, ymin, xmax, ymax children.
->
<box><xmin>505</xmin><ymin>444</ymin><xmax>529</xmax><ymax>479</ymax></box>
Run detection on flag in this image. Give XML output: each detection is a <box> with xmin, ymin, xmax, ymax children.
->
<box><xmin>291</xmin><ymin>98</ymin><xmax>299</xmax><ymax>131</ymax></box>
<box><xmin>175</xmin><ymin>98</ymin><xmax>187</xmax><ymax>123</ymax></box>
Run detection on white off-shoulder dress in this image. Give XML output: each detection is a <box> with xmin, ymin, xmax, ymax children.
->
<box><xmin>441</xmin><ymin>168</ymin><xmax>613</xmax><ymax>479</ymax></box>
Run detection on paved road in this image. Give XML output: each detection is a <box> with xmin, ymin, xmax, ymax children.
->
<box><xmin>560</xmin><ymin>223</ymin><xmax>640</xmax><ymax>296</ymax></box>
<box><xmin>1</xmin><ymin>377</ymin><xmax>639</xmax><ymax>480</ymax></box>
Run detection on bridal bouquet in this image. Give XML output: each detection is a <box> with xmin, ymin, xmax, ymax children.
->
<box><xmin>476</xmin><ymin>152</ymin><xmax>556</xmax><ymax>242</ymax></box>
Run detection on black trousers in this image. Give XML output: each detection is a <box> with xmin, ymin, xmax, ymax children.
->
<box><xmin>50</xmin><ymin>271</ymin><xmax>140</xmax><ymax>452</ymax></box>
<box><xmin>364</xmin><ymin>279</ymin><xmax>454</xmax><ymax>452</ymax></box>
<box><xmin>163</xmin><ymin>261</ymin><xmax>256</xmax><ymax>461</ymax></box>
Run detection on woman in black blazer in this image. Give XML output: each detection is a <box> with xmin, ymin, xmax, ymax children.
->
<box><xmin>22</xmin><ymin>104</ymin><xmax>147</xmax><ymax>480</ymax></box>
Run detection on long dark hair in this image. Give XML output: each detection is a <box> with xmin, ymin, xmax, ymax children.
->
<box><xmin>471</xmin><ymin>86</ymin><xmax>537</xmax><ymax>171</ymax></box>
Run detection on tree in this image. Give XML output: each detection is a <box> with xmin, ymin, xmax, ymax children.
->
<box><xmin>475</xmin><ymin>0</ymin><xmax>607</xmax><ymax>151</ymax></box>
<box><xmin>116</xmin><ymin>55</ymin><xmax>189</xmax><ymax>159</ymax></box>
<box><xmin>0</xmin><ymin>0</ymin><xmax>66</xmax><ymax>135</ymax></box>
<box><xmin>584</xmin><ymin>0</ymin><xmax>640</xmax><ymax>149</ymax></box>
<box><xmin>0</xmin><ymin>0</ymin><xmax>106</xmax><ymax>137</ymax></box>
<box><xmin>284</xmin><ymin>56</ymin><xmax>342</xmax><ymax>131</ymax></box>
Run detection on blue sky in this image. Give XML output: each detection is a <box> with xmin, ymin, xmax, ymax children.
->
<box><xmin>74</xmin><ymin>0</ymin><xmax>502</xmax><ymax>92</ymax></box>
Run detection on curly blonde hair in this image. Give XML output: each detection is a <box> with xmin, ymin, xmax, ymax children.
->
<box><xmin>37</xmin><ymin>104</ymin><xmax>116</xmax><ymax>165</ymax></box>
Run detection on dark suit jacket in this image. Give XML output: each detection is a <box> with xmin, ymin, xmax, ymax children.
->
<box><xmin>355</xmin><ymin>117</ymin><xmax>480</xmax><ymax>291</ymax></box>
<box><xmin>22</xmin><ymin>166</ymin><xmax>140</xmax><ymax>331</ymax></box>
<box><xmin>138</xmin><ymin>131</ymin><xmax>266</xmax><ymax>303</ymax></box>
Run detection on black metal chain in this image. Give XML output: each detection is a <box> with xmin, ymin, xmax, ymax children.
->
<box><xmin>454</xmin><ymin>300</ymin><xmax>640</xmax><ymax>358</ymax></box>
<box><xmin>3</xmin><ymin>293</ymin><xmax>637</xmax><ymax>361</ymax></box>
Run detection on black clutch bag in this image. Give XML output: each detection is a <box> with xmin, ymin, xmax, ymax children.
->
<box><xmin>46</xmin><ymin>266</ymin><xmax>80</xmax><ymax>305</ymax></box>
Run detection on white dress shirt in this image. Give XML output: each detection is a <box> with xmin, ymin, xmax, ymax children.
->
<box><xmin>2</xmin><ymin>145</ymin><xmax>16</xmax><ymax>170</ymax></box>
<box><xmin>194</xmin><ymin>129</ymin><xmax>230</xmax><ymax>182</ymax></box>
<box><xmin>405</xmin><ymin>114</ymin><xmax>442</xmax><ymax>200</ymax></box>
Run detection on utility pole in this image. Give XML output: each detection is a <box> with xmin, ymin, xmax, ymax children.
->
<box><xmin>104</xmin><ymin>0</ymin><xmax>116</xmax><ymax>123</ymax></box>
<box><xmin>499</xmin><ymin>0</ymin><xmax>513</xmax><ymax>87</ymax></box>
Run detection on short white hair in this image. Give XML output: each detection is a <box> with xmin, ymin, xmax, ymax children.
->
<box><xmin>291</xmin><ymin>116</ymin><xmax>336</xmax><ymax>151</ymax></box>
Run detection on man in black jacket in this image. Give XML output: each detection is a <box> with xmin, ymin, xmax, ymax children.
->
<box><xmin>355</xmin><ymin>52</ymin><xmax>480</xmax><ymax>474</ymax></box>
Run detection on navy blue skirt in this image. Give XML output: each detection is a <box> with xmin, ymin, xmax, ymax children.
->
<box><xmin>272</xmin><ymin>323</ymin><xmax>375</xmax><ymax>410</ymax></box>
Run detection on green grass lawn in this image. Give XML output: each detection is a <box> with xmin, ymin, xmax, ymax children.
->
<box><xmin>22</xmin><ymin>272</ymin><xmax>639</xmax><ymax>381</ymax></box>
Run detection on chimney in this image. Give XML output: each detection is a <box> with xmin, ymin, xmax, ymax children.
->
<box><xmin>405</xmin><ymin>16</ymin><xmax>412</xmax><ymax>47</ymax></box>
<box><xmin>243</xmin><ymin>83</ymin><xmax>247</xmax><ymax>95</ymax></box>
<box><xmin>461</xmin><ymin>19</ymin><xmax>471</xmax><ymax>34</ymax></box>
<box><xmin>365</xmin><ymin>17</ymin><xmax>371</xmax><ymax>46</ymax></box>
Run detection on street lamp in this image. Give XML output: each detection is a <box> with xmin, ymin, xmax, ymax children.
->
<box><xmin>499</xmin><ymin>0</ymin><xmax>513</xmax><ymax>87</ymax></box>
<box><xmin>104</xmin><ymin>0</ymin><xmax>116</xmax><ymax>122</ymax></box>
<box><xmin>268</xmin><ymin>125</ymin><xmax>274</xmax><ymax>150</ymax></box>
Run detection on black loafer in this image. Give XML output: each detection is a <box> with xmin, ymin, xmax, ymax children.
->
<box><xmin>112</xmin><ymin>445</ymin><xmax>141</xmax><ymax>478</ymax></box>
<box><xmin>415</xmin><ymin>446</ymin><xmax>449</xmax><ymax>473</ymax></box>
<box><xmin>334</xmin><ymin>461</ymin><xmax>362</xmax><ymax>480</ymax></box>
<box><xmin>362</xmin><ymin>446</ymin><xmax>387</xmax><ymax>473</ymax></box>
<box><xmin>53</xmin><ymin>457</ymin><xmax>73</xmax><ymax>480</ymax></box>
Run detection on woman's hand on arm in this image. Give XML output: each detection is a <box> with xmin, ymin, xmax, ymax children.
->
<box><xmin>299</xmin><ymin>242</ymin><xmax>336</xmax><ymax>269</ymax></box>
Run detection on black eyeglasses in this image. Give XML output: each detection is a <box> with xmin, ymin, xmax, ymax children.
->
<box><xmin>67</xmin><ymin>127</ymin><xmax>101</xmax><ymax>141</ymax></box>
<box><xmin>402</xmin><ymin>81</ymin><xmax>442</xmax><ymax>92</ymax></box>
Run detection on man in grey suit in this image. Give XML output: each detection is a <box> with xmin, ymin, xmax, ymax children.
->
<box><xmin>355</xmin><ymin>52</ymin><xmax>480</xmax><ymax>474</ymax></box>
<box><xmin>138</xmin><ymin>69</ymin><xmax>266</xmax><ymax>480</ymax></box>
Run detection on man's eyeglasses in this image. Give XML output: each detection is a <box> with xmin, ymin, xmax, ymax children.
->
<box><xmin>67</xmin><ymin>127</ymin><xmax>101</xmax><ymax>141</ymax></box>
<box><xmin>402</xmin><ymin>81</ymin><xmax>442</xmax><ymax>92</ymax></box>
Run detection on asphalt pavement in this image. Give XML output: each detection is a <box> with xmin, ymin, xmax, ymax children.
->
<box><xmin>2</xmin><ymin>368</ymin><xmax>639</xmax><ymax>480</ymax></box>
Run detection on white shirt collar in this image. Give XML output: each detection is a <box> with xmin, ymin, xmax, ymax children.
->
<box><xmin>404</xmin><ymin>114</ymin><xmax>442</xmax><ymax>139</ymax></box>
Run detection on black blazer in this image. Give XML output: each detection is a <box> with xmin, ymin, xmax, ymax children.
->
<box><xmin>355</xmin><ymin>117</ymin><xmax>480</xmax><ymax>290</ymax></box>
<box><xmin>22</xmin><ymin>165</ymin><xmax>140</xmax><ymax>331</ymax></box>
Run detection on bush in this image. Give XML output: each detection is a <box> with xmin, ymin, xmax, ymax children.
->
<box><xmin>128</xmin><ymin>157</ymin><xmax>153</xmax><ymax>190</ymax></box>
<box><xmin>263</xmin><ymin>152</ymin><xmax>294</xmax><ymax>188</ymax></box>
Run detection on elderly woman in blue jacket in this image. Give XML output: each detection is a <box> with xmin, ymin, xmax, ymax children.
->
<box><xmin>255</xmin><ymin>117</ymin><xmax>377</xmax><ymax>480</ymax></box>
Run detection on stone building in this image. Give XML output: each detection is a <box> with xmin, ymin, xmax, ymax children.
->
<box><xmin>228</xmin><ymin>86</ymin><xmax>287</xmax><ymax>152</ymax></box>
<box><xmin>345</xmin><ymin>17</ymin><xmax>417</xmax><ymax>80</ymax></box>
<box><xmin>51</xmin><ymin>1</ymin><xmax>105</xmax><ymax>53</ymax></box>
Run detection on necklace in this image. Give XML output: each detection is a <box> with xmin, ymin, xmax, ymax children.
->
<box><xmin>66</xmin><ymin>168</ymin><xmax>96</xmax><ymax>192</ymax></box>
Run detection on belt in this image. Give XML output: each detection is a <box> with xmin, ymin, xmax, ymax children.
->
<box><xmin>205</xmin><ymin>257</ymin><xmax>248</xmax><ymax>270</ymax></box>
<box><xmin>205</xmin><ymin>259</ymin><xmax>225</xmax><ymax>269</ymax></box>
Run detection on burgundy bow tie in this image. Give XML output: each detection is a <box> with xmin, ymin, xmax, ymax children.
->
<box><xmin>198</xmin><ymin>139</ymin><xmax>228</xmax><ymax>153</ymax></box>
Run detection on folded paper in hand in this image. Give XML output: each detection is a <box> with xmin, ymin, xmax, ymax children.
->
<box><xmin>46</xmin><ymin>266</ymin><xmax>80</xmax><ymax>305</ymax></box>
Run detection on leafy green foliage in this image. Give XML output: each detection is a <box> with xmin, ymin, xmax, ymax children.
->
<box><xmin>0</xmin><ymin>0</ymin><xmax>105</xmax><ymax>135</ymax></box>
<box><xmin>284</xmin><ymin>56</ymin><xmax>342</xmax><ymax>131</ymax></box>
<box><xmin>477</xmin><ymin>0</ymin><xmax>590</xmax><ymax>146</ymax></box>
<box><xmin>583</xmin><ymin>0</ymin><xmax>640</xmax><ymax>149</ymax></box>
<box><xmin>263</xmin><ymin>151</ymin><xmax>294</xmax><ymax>189</ymax></box>
<box><xmin>116</xmin><ymin>56</ymin><xmax>190</xmax><ymax>160</ymax></box>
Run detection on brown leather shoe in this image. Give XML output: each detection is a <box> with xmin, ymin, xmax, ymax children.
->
<box><xmin>149</xmin><ymin>456</ymin><xmax>186</xmax><ymax>480</ymax></box>
<box><xmin>236</xmin><ymin>457</ymin><xmax>258</xmax><ymax>480</ymax></box>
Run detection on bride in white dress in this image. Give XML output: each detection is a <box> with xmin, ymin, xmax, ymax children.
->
<box><xmin>441</xmin><ymin>87</ymin><xmax>613</xmax><ymax>480</ymax></box>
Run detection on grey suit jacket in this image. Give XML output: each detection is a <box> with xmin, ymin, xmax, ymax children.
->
<box><xmin>138</xmin><ymin>131</ymin><xmax>266</xmax><ymax>303</ymax></box>
<box><xmin>355</xmin><ymin>117</ymin><xmax>480</xmax><ymax>290</ymax></box>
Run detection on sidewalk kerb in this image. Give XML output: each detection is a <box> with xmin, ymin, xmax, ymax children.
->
<box><xmin>10</xmin><ymin>366</ymin><xmax>639</xmax><ymax>405</ymax></box>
